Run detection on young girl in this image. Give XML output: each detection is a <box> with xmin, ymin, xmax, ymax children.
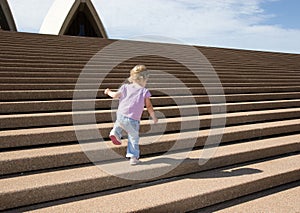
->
<box><xmin>104</xmin><ymin>65</ymin><xmax>158</xmax><ymax>165</ymax></box>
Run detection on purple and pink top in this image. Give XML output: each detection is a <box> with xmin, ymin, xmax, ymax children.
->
<box><xmin>117</xmin><ymin>84</ymin><xmax>151</xmax><ymax>121</ymax></box>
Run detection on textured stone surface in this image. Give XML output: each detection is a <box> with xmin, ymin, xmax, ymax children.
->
<box><xmin>215</xmin><ymin>185</ymin><xmax>300</xmax><ymax>213</ymax></box>
<box><xmin>1</xmin><ymin>135</ymin><xmax>299</xmax><ymax>210</ymax></box>
<box><xmin>0</xmin><ymin>30</ymin><xmax>300</xmax><ymax>211</ymax></box>
<box><xmin>24</xmin><ymin>154</ymin><xmax>300</xmax><ymax>212</ymax></box>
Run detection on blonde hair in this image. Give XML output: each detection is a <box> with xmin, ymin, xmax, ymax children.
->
<box><xmin>128</xmin><ymin>65</ymin><xmax>149</xmax><ymax>83</ymax></box>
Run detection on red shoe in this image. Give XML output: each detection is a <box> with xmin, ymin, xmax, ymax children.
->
<box><xmin>109</xmin><ymin>135</ymin><xmax>122</xmax><ymax>145</ymax></box>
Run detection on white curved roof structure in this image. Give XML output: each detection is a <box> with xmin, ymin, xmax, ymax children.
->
<box><xmin>0</xmin><ymin>0</ymin><xmax>17</xmax><ymax>31</ymax></box>
<box><xmin>39</xmin><ymin>0</ymin><xmax>107</xmax><ymax>38</ymax></box>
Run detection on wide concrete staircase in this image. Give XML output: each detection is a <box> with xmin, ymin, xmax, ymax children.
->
<box><xmin>0</xmin><ymin>31</ymin><xmax>300</xmax><ymax>212</ymax></box>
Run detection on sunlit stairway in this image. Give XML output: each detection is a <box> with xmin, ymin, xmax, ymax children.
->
<box><xmin>0</xmin><ymin>31</ymin><xmax>300</xmax><ymax>212</ymax></box>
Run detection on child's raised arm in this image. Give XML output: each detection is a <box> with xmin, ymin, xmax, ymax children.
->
<box><xmin>104</xmin><ymin>88</ymin><xmax>121</xmax><ymax>99</ymax></box>
<box><xmin>145</xmin><ymin>98</ymin><xmax>158</xmax><ymax>124</ymax></box>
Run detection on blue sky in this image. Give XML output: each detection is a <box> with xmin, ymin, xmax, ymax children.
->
<box><xmin>8</xmin><ymin>0</ymin><xmax>300</xmax><ymax>53</ymax></box>
<box><xmin>261</xmin><ymin>0</ymin><xmax>299</xmax><ymax>29</ymax></box>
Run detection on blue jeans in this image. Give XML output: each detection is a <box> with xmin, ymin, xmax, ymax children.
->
<box><xmin>110</xmin><ymin>114</ymin><xmax>140</xmax><ymax>158</ymax></box>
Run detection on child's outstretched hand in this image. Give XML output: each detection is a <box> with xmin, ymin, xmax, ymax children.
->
<box><xmin>104</xmin><ymin>88</ymin><xmax>111</xmax><ymax>95</ymax></box>
<box><xmin>104</xmin><ymin>88</ymin><xmax>121</xmax><ymax>99</ymax></box>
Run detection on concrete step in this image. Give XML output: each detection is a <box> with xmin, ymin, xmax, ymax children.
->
<box><xmin>9</xmin><ymin>32</ymin><xmax>300</xmax><ymax>56</ymax></box>
<box><xmin>0</xmin><ymin>58</ymin><xmax>298</xmax><ymax>77</ymax></box>
<box><xmin>0</xmin><ymin>57</ymin><xmax>219</xmax><ymax>70</ymax></box>
<box><xmin>1</xmin><ymin>58</ymin><xmax>298</xmax><ymax>74</ymax></box>
<box><xmin>1</xmin><ymin>130</ymin><xmax>299</xmax><ymax>175</ymax></box>
<box><xmin>0</xmin><ymin>51</ymin><xmax>95</xmax><ymax>60</ymax></box>
<box><xmin>1</xmin><ymin>103</ymin><xmax>300</xmax><ymax>130</ymax></box>
<box><xmin>0</xmin><ymin>47</ymin><xmax>99</xmax><ymax>58</ymax></box>
<box><xmin>0</xmin><ymin>65</ymin><xmax>201</xmax><ymax>72</ymax></box>
<box><xmin>1</xmin><ymin>98</ymin><xmax>300</xmax><ymax>128</ymax></box>
<box><xmin>3</xmin><ymin>82</ymin><xmax>300</xmax><ymax>90</ymax></box>
<box><xmin>0</xmin><ymin>42</ymin><xmax>103</xmax><ymax>52</ymax></box>
<box><xmin>201</xmin><ymin>181</ymin><xmax>300</xmax><ymax>213</ymax></box>
<box><xmin>2</xmin><ymin>57</ymin><xmax>299</xmax><ymax>72</ymax></box>
<box><xmin>0</xmin><ymin>53</ymin><xmax>94</xmax><ymax>63</ymax></box>
<box><xmin>2</xmin><ymin>77</ymin><xmax>300</xmax><ymax>84</ymax></box>
<box><xmin>1</xmin><ymin>115</ymin><xmax>299</xmax><ymax>149</ymax></box>
<box><xmin>0</xmin><ymin>64</ymin><xmax>298</xmax><ymax>74</ymax></box>
<box><xmin>2</xmin><ymin>49</ymin><xmax>297</xmax><ymax>69</ymax></box>
<box><xmin>32</xmin><ymin>154</ymin><xmax>300</xmax><ymax>212</ymax></box>
<box><xmin>2</xmin><ymin>70</ymin><xmax>300</xmax><ymax>79</ymax></box>
<box><xmin>4</xmin><ymin>41</ymin><xmax>287</xmax><ymax>60</ymax></box>
<box><xmin>1</xmin><ymin>50</ymin><xmax>298</xmax><ymax>71</ymax></box>
<box><xmin>1</xmin><ymin>32</ymin><xmax>299</xmax><ymax>63</ymax></box>
<box><xmin>4</xmin><ymin>59</ymin><xmax>290</xmax><ymax>70</ymax></box>
<box><xmin>1</xmin><ymin>86</ymin><xmax>300</xmax><ymax>101</ymax></box>
<box><xmin>0</xmin><ymin>30</ymin><xmax>109</xmax><ymax>43</ymax></box>
<box><xmin>1</xmin><ymin>148</ymin><xmax>299</xmax><ymax>211</ymax></box>
<box><xmin>1</xmin><ymin>39</ymin><xmax>295</xmax><ymax>64</ymax></box>
<box><xmin>0</xmin><ymin>62</ymin><xmax>298</xmax><ymax>74</ymax></box>
<box><xmin>1</xmin><ymin>93</ymin><xmax>299</xmax><ymax>114</ymax></box>
<box><xmin>0</xmin><ymin>82</ymin><xmax>299</xmax><ymax>91</ymax></box>
<box><xmin>1</xmin><ymin>38</ymin><xmax>299</xmax><ymax>63</ymax></box>
<box><xmin>8</xmin><ymin>71</ymin><xmax>290</xmax><ymax>80</ymax></box>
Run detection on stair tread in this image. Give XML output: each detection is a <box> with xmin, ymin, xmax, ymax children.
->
<box><xmin>1</xmin><ymin>113</ymin><xmax>299</xmax><ymax>139</ymax></box>
<box><xmin>214</xmin><ymin>184</ymin><xmax>300</xmax><ymax>213</ymax></box>
<box><xmin>9</xmin><ymin>153</ymin><xmax>300</xmax><ymax>212</ymax></box>
<box><xmin>1</xmin><ymin>105</ymin><xmax>300</xmax><ymax>131</ymax></box>
<box><xmin>1</xmin><ymin>87</ymin><xmax>300</xmax><ymax>92</ymax></box>
<box><xmin>1</xmin><ymin>71</ymin><xmax>300</xmax><ymax>78</ymax></box>
<box><xmin>1</xmin><ymin>92</ymin><xmax>299</xmax><ymax>104</ymax></box>
<box><xmin>1</xmin><ymin>117</ymin><xmax>300</xmax><ymax>154</ymax></box>
<box><xmin>1</xmin><ymin>101</ymin><xmax>299</xmax><ymax>120</ymax></box>
<box><xmin>1</xmin><ymin>133</ymin><xmax>299</xmax><ymax>175</ymax></box>
<box><xmin>1</xmin><ymin>87</ymin><xmax>300</xmax><ymax>101</ymax></box>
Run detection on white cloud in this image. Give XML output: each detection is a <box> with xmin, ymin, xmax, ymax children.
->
<box><xmin>92</xmin><ymin>0</ymin><xmax>300</xmax><ymax>53</ymax></box>
<box><xmin>7</xmin><ymin>0</ymin><xmax>300</xmax><ymax>53</ymax></box>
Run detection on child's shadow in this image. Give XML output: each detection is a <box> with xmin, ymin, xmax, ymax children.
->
<box><xmin>140</xmin><ymin>157</ymin><xmax>187</xmax><ymax>166</ymax></box>
<box><xmin>140</xmin><ymin>157</ymin><xmax>263</xmax><ymax>178</ymax></box>
<box><xmin>192</xmin><ymin>168</ymin><xmax>263</xmax><ymax>179</ymax></box>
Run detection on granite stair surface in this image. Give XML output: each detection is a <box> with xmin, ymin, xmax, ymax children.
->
<box><xmin>0</xmin><ymin>31</ymin><xmax>300</xmax><ymax>212</ymax></box>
